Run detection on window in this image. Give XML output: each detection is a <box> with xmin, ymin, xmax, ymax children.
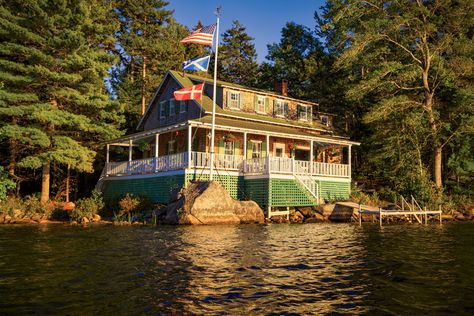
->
<box><xmin>169</xmin><ymin>99</ymin><xmax>175</xmax><ymax>117</ymax></box>
<box><xmin>274</xmin><ymin>143</ymin><xmax>285</xmax><ymax>158</ymax></box>
<box><xmin>274</xmin><ymin>100</ymin><xmax>285</xmax><ymax>117</ymax></box>
<box><xmin>321</xmin><ymin>115</ymin><xmax>330</xmax><ymax>126</ymax></box>
<box><xmin>298</xmin><ymin>105</ymin><xmax>310</xmax><ymax>121</ymax></box>
<box><xmin>159</xmin><ymin>101</ymin><xmax>166</xmax><ymax>119</ymax></box>
<box><xmin>224</xmin><ymin>141</ymin><xmax>234</xmax><ymax>155</ymax></box>
<box><xmin>251</xmin><ymin>141</ymin><xmax>262</xmax><ymax>158</ymax></box>
<box><xmin>179</xmin><ymin>100</ymin><xmax>186</xmax><ymax>113</ymax></box>
<box><xmin>256</xmin><ymin>96</ymin><xmax>266</xmax><ymax>113</ymax></box>
<box><xmin>228</xmin><ymin>91</ymin><xmax>240</xmax><ymax>109</ymax></box>
<box><xmin>167</xmin><ymin>140</ymin><xmax>175</xmax><ymax>154</ymax></box>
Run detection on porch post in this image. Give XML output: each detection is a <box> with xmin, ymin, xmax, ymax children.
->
<box><xmin>154</xmin><ymin>134</ymin><xmax>159</xmax><ymax>172</ymax></box>
<box><xmin>128</xmin><ymin>139</ymin><xmax>133</xmax><ymax>175</ymax></box>
<box><xmin>243</xmin><ymin>132</ymin><xmax>247</xmax><ymax>160</ymax></box>
<box><xmin>188</xmin><ymin>125</ymin><xmax>192</xmax><ymax>168</ymax></box>
<box><xmin>106</xmin><ymin>144</ymin><xmax>110</xmax><ymax>163</ymax></box>
<box><xmin>266</xmin><ymin>134</ymin><xmax>270</xmax><ymax>156</ymax></box>
<box><xmin>310</xmin><ymin>140</ymin><xmax>313</xmax><ymax>175</ymax></box>
<box><xmin>348</xmin><ymin>144</ymin><xmax>352</xmax><ymax>177</ymax></box>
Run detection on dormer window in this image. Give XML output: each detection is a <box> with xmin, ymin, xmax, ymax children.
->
<box><xmin>273</xmin><ymin>100</ymin><xmax>286</xmax><ymax>117</ymax></box>
<box><xmin>256</xmin><ymin>96</ymin><xmax>266</xmax><ymax>113</ymax></box>
<box><xmin>228</xmin><ymin>91</ymin><xmax>241</xmax><ymax>109</ymax></box>
<box><xmin>298</xmin><ymin>105</ymin><xmax>310</xmax><ymax>121</ymax></box>
<box><xmin>321</xmin><ymin>115</ymin><xmax>330</xmax><ymax>126</ymax></box>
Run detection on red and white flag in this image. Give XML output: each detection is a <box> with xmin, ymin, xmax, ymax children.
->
<box><xmin>173</xmin><ymin>83</ymin><xmax>204</xmax><ymax>101</ymax></box>
<box><xmin>180</xmin><ymin>24</ymin><xmax>216</xmax><ymax>46</ymax></box>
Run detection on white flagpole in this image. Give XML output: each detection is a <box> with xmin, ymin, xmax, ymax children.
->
<box><xmin>209</xmin><ymin>7</ymin><xmax>220</xmax><ymax>181</ymax></box>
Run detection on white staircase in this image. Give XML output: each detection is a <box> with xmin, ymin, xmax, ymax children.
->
<box><xmin>294</xmin><ymin>172</ymin><xmax>319</xmax><ymax>204</ymax></box>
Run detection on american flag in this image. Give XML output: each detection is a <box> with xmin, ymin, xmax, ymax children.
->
<box><xmin>180</xmin><ymin>24</ymin><xmax>216</xmax><ymax>46</ymax></box>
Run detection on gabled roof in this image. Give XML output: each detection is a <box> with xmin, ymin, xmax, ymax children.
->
<box><xmin>137</xmin><ymin>70</ymin><xmax>329</xmax><ymax>131</ymax></box>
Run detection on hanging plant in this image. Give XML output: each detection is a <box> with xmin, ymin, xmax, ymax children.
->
<box><xmin>138</xmin><ymin>141</ymin><xmax>151</xmax><ymax>152</ymax></box>
<box><xmin>224</xmin><ymin>133</ymin><xmax>237</xmax><ymax>142</ymax></box>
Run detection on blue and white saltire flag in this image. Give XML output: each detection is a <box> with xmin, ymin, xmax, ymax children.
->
<box><xmin>182</xmin><ymin>55</ymin><xmax>211</xmax><ymax>72</ymax></box>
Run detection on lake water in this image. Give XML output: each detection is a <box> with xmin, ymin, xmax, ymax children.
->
<box><xmin>0</xmin><ymin>223</ymin><xmax>472</xmax><ymax>315</ymax></box>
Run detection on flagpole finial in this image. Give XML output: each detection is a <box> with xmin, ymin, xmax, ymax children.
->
<box><xmin>214</xmin><ymin>6</ymin><xmax>222</xmax><ymax>17</ymax></box>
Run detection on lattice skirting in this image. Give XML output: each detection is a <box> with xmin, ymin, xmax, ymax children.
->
<box><xmin>102</xmin><ymin>174</ymin><xmax>185</xmax><ymax>203</ymax></box>
<box><xmin>185</xmin><ymin>172</ymin><xmax>244</xmax><ymax>200</ymax></box>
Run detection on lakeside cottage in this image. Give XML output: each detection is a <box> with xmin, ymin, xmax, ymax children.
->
<box><xmin>98</xmin><ymin>70</ymin><xmax>360</xmax><ymax>218</ymax></box>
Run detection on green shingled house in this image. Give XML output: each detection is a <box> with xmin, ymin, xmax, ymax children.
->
<box><xmin>98</xmin><ymin>70</ymin><xmax>359</xmax><ymax>218</ymax></box>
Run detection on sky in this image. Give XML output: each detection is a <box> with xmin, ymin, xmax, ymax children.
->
<box><xmin>167</xmin><ymin>0</ymin><xmax>326</xmax><ymax>64</ymax></box>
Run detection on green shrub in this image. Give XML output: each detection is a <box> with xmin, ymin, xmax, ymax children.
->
<box><xmin>0</xmin><ymin>166</ymin><xmax>15</xmax><ymax>202</ymax></box>
<box><xmin>70</xmin><ymin>191</ymin><xmax>104</xmax><ymax>221</ymax></box>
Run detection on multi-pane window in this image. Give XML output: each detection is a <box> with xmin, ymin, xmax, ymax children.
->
<box><xmin>224</xmin><ymin>141</ymin><xmax>234</xmax><ymax>155</ymax></box>
<box><xmin>299</xmin><ymin>105</ymin><xmax>310</xmax><ymax>121</ymax></box>
<box><xmin>228</xmin><ymin>91</ymin><xmax>240</xmax><ymax>109</ymax></box>
<box><xmin>251</xmin><ymin>141</ymin><xmax>262</xmax><ymax>158</ymax></box>
<box><xmin>159</xmin><ymin>101</ymin><xmax>166</xmax><ymax>118</ymax></box>
<box><xmin>321</xmin><ymin>115</ymin><xmax>329</xmax><ymax>126</ymax></box>
<box><xmin>167</xmin><ymin>140</ymin><xmax>175</xmax><ymax>154</ymax></box>
<box><xmin>257</xmin><ymin>96</ymin><xmax>265</xmax><ymax>113</ymax></box>
<box><xmin>179</xmin><ymin>100</ymin><xmax>186</xmax><ymax>113</ymax></box>
<box><xmin>169</xmin><ymin>99</ymin><xmax>175</xmax><ymax>116</ymax></box>
<box><xmin>274</xmin><ymin>143</ymin><xmax>285</xmax><ymax>157</ymax></box>
<box><xmin>274</xmin><ymin>100</ymin><xmax>285</xmax><ymax>116</ymax></box>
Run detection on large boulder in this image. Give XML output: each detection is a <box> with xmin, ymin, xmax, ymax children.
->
<box><xmin>163</xmin><ymin>181</ymin><xmax>265</xmax><ymax>225</ymax></box>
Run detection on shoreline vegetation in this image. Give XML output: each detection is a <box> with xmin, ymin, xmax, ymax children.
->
<box><xmin>1</xmin><ymin>182</ymin><xmax>473</xmax><ymax>226</ymax></box>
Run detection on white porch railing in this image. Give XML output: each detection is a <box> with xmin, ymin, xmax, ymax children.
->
<box><xmin>190</xmin><ymin>152</ymin><xmax>243</xmax><ymax>170</ymax></box>
<box><xmin>105</xmin><ymin>152</ymin><xmax>349</xmax><ymax>178</ymax></box>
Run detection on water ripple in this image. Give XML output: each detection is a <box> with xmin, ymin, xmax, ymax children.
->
<box><xmin>0</xmin><ymin>223</ymin><xmax>473</xmax><ymax>315</ymax></box>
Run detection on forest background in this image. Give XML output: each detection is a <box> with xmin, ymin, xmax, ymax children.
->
<box><xmin>0</xmin><ymin>0</ymin><xmax>472</xmax><ymax>211</ymax></box>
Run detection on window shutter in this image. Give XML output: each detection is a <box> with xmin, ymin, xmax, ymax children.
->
<box><xmin>261</xmin><ymin>142</ymin><xmax>267</xmax><ymax>157</ymax></box>
<box><xmin>297</xmin><ymin>105</ymin><xmax>301</xmax><ymax>118</ymax></box>
<box><xmin>226</xmin><ymin>91</ymin><xmax>231</xmax><ymax>108</ymax></box>
<box><xmin>308</xmin><ymin>106</ymin><xmax>313</xmax><ymax>122</ymax></box>
<box><xmin>234</xmin><ymin>140</ymin><xmax>240</xmax><ymax>156</ymax></box>
<box><xmin>165</xmin><ymin>101</ymin><xmax>169</xmax><ymax>116</ymax></box>
<box><xmin>284</xmin><ymin>102</ymin><xmax>289</xmax><ymax>116</ymax></box>
<box><xmin>273</xmin><ymin>100</ymin><xmax>276</xmax><ymax>116</ymax></box>
<box><xmin>254</xmin><ymin>95</ymin><xmax>258</xmax><ymax>111</ymax></box>
<box><xmin>246</xmin><ymin>141</ymin><xmax>253</xmax><ymax>159</ymax></box>
<box><xmin>218</xmin><ymin>139</ymin><xmax>225</xmax><ymax>155</ymax></box>
<box><xmin>237</xmin><ymin>93</ymin><xmax>241</xmax><ymax>109</ymax></box>
<box><xmin>265</xmin><ymin>97</ymin><xmax>270</xmax><ymax>113</ymax></box>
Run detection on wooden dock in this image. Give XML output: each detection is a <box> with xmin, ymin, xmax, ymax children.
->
<box><xmin>351</xmin><ymin>195</ymin><xmax>443</xmax><ymax>226</ymax></box>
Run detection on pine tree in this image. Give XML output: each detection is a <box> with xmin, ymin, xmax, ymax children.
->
<box><xmin>113</xmin><ymin>0</ymin><xmax>188</xmax><ymax>118</ymax></box>
<box><xmin>218</xmin><ymin>20</ymin><xmax>258</xmax><ymax>86</ymax></box>
<box><xmin>0</xmin><ymin>0</ymin><xmax>123</xmax><ymax>203</ymax></box>
<box><xmin>261</xmin><ymin>22</ymin><xmax>324</xmax><ymax>99</ymax></box>
<box><xmin>320</xmin><ymin>0</ymin><xmax>474</xmax><ymax>195</ymax></box>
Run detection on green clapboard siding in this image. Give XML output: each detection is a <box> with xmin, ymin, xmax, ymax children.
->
<box><xmin>318</xmin><ymin>180</ymin><xmax>350</xmax><ymax>201</ymax></box>
<box><xmin>102</xmin><ymin>174</ymin><xmax>185</xmax><ymax>203</ymax></box>
<box><xmin>186</xmin><ymin>173</ymin><xmax>244</xmax><ymax>199</ymax></box>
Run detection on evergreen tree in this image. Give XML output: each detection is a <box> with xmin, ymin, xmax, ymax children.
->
<box><xmin>0</xmin><ymin>0</ymin><xmax>123</xmax><ymax>203</ymax></box>
<box><xmin>113</xmin><ymin>0</ymin><xmax>188</xmax><ymax>119</ymax></box>
<box><xmin>260</xmin><ymin>22</ymin><xmax>325</xmax><ymax>99</ymax></box>
<box><xmin>218</xmin><ymin>20</ymin><xmax>258</xmax><ymax>86</ymax></box>
<box><xmin>320</xmin><ymin>0</ymin><xmax>474</xmax><ymax>196</ymax></box>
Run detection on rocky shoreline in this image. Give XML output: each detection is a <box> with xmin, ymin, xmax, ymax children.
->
<box><xmin>1</xmin><ymin>181</ymin><xmax>473</xmax><ymax>226</ymax></box>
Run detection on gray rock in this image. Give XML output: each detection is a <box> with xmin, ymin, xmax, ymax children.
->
<box><xmin>164</xmin><ymin>181</ymin><xmax>264</xmax><ymax>225</ymax></box>
<box><xmin>0</xmin><ymin>213</ymin><xmax>5</xmax><ymax>224</ymax></box>
<box><xmin>297</xmin><ymin>207</ymin><xmax>314</xmax><ymax>218</ymax></box>
<box><xmin>289</xmin><ymin>211</ymin><xmax>304</xmax><ymax>223</ymax></box>
<box><xmin>81</xmin><ymin>217</ymin><xmax>90</xmax><ymax>224</ymax></box>
<box><xmin>92</xmin><ymin>214</ymin><xmax>101</xmax><ymax>222</ymax></box>
<box><xmin>316</xmin><ymin>204</ymin><xmax>336</xmax><ymax>217</ymax></box>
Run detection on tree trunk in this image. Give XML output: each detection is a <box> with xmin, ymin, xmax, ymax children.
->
<box><xmin>141</xmin><ymin>56</ymin><xmax>147</xmax><ymax>115</ymax></box>
<box><xmin>40</xmin><ymin>162</ymin><xmax>50</xmax><ymax>204</ymax></box>
<box><xmin>65</xmin><ymin>164</ymin><xmax>70</xmax><ymax>203</ymax></box>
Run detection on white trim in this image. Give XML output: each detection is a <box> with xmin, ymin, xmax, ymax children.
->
<box><xmin>227</xmin><ymin>90</ymin><xmax>241</xmax><ymax>110</ymax></box>
<box><xmin>189</xmin><ymin>120</ymin><xmax>360</xmax><ymax>146</ymax></box>
<box><xmin>185</xmin><ymin>169</ymin><xmax>240</xmax><ymax>177</ymax></box>
<box><xmin>256</xmin><ymin>95</ymin><xmax>266</xmax><ymax>113</ymax></box>
<box><xmin>244</xmin><ymin>174</ymin><xmax>351</xmax><ymax>182</ymax></box>
<box><xmin>104</xmin><ymin>169</ymin><xmax>185</xmax><ymax>180</ymax></box>
<box><xmin>273</xmin><ymin>142</ymin><xmax>285</xmax><ymax>157</ymax></box>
